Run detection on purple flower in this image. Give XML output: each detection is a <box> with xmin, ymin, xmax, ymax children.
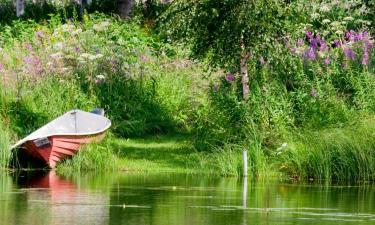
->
<box><xmin>290</xmin><ymin>47</ymin><xmax>297</xmax><ymax>54</ymax></box>
<box><xmin>225</xmin><ymin>73</ymin><xmax>235</xmax><ymax>82</ymax></box>
<box><xmin>310</xmin><ymin>38</ymin><xmax>318</xmax><ymax>48</ymax></box>
<box><xmin>305</xmin><ymin>31</ymin><xmax>312</xmax><ymax>40</ymax></box>
<box><xmin>297</xmin><ymin>39</ymin><xmax>304</xmax><ymax>47</ymax></box>
<box><xmin>259</xmin><ymin>56</ymin><xmax>265</xmax><ymax>65</ymax></box>
<box><xmin>319</xmin><ymin>40</ymin><xmax>329</xmax><ymax>52</ymax></box>
<box><xmin>361</xmin><ymin>51</ymin><xmax>369</xmax><ymax>66</ymax></box>
<box><xmin>346</xmin><ymin>30</ymin><xmax>356</xmax><ymax>42</ymax></box>
<box><xmin>23</xmin><ymin>56</ymin><xmax>33</xmax><ymax>64</ymax></box>
<box><xmin>310</xmin><ymin>88</ymin><xmax>318</xmax><ymax>98</ymax></box>
<box><xmin>25</xmin><ymin>43</ymin><xmax>33</xmax><ymax>51</ymax></box>
<box><xmin>307</xmin><ymin>48</ymin><xmax>316</xmax><ymax>60</ymax></box>
<box><xmin>35</xmin><ymin>30</ymin><xmax>44</xmax><ymax>38</ymax></box>
<box><xmin>364</xmin><ymin>40</ymin><xmax>373</xmax><ymax>50</ymax></box>
<box><xmin>140</xmin><ymin>55</ymin><xmax>148</xmax><ymax>62</ymax></box>
<box><xmin>344</xmin><ymin>46</ymin><xmax>356</xmax><ymax>60</ymax></box>
<box><xmin>324</xmin><ymin>57</ymin><xmax>330</xmax><ymax>66</ymax></box>
<box><xmin>0</xmin><ymin>63</ymin><xmax>3</xmax><ymax>71</ymax></box>
<box><xmin>333</xmin><ymin>39</ymin><xmax>342</xmax><ymax>48</ymax></box>
<box><xmin>75</xmin><ymin>46</ymin><xmax>81</xmax><ymax>53</ymax></box>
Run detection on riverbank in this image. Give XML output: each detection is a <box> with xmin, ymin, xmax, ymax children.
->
<box><xmin>57</xmin><ymin>134</ymin><xmax>272</xmax><ymax>177</ymax></box>
<box><xmin>0</xmin><ymin>10</ymin><xmax>374</xmax><ymax>182</ymax></box>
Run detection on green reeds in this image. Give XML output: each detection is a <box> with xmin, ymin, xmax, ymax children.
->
<box><xmin>0</xmin><ymin>121</ymin><xmax>11</xmax><ymax>169</ymax></box>
<box><xmin>279</xmin><ymin>118</ymin><xmax>375</xmax><ymax>182</ymax></box>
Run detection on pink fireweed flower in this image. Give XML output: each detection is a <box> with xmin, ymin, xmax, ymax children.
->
<box><xmin>344</xmin><ymin>46</ymin><xmax>356</xmax><ymax>60</ymax></box>
<box><xmin>225</xmin><ymin>73</ymin><xmax>235</xmax><ymax>82</ymax></box>
<box><xmin>296</xmin><ymin>39</ymin><xmax>304</xmax><ymax>47</ymax></box>
<box><xmin>305</xmin><ymin>31</ymin><xmax>312</xmax><ymax>40</ymax></box>
<box><xmin>319</xmin><ymin>40</ymin><xmax>329</xmax><ymax>52</ymax></box>
<box><xmin>361</xmin><ymin>50</ymin><xmax>369</xmax><ymax>66</ymax></box>
<box><xmin>307</xmin><ymin>48</ymin><xmax>316</xmax><ymax>60</ymax></box>
<box><xmin>310</xmin><ymin>38</ymin><xmax>318</xmax><ymax>48</ymax></box>
<box><xmin>324</xmin><ymin>57</ymin><xmax>330</xmax><ymax>66</ymax></box>
<box><xmin>333</xmin><ymin>39</ymin><xmax>342</xmax><ymax>48</ymax></box>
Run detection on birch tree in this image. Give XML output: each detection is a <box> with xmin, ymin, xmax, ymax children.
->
<box><xmin>161</xmin><ymin>0</ymin><xmax>286</xmax><ymax>101</ymax></box>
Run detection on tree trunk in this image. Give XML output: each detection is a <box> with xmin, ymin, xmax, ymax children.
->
<box><xmin>240</xmin><ymin>35</ymin><xmax>251</xmax><ymax>101</ymax></box>
<box><xmin>118</xmin><ymin>0</ymin><xmax>134</xmax><ymax>19</ymax></box>
<box><xmin>240</xmin><ymin>49</ymin><xmax>250</xmax><ymax>101</ymax></box>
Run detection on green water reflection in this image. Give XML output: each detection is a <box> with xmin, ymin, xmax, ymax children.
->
<box><xmin>1</xmin><ymin>171</ymin><xmax>374</xmax><ymax>225</ymax></box>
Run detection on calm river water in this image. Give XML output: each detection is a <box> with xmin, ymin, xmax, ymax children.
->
<box><xmin>0</xmin><ymin>171</ymin><xmax>374</xmax><ymax>225</ymax></box>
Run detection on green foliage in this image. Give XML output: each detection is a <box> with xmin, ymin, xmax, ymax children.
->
<box><xmin>160</xmin><ymin>0</ymin><xmax>287</xmax><ymax>69</ymax></box>
<box><xmin>279</xmin><ymin>119</ymin><xmax>375</xmax><ymax>181</ymax></box>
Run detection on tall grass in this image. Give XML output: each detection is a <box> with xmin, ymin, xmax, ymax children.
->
<box><xmin>279</xmin><ymin>118</ymin><xmax>375</xmax><ymax>182</ymax></box>
<box><xmin>56</xmin><ymin>137</ymin><xmax>119</xmax><ymax>175</ymax></box>
<box><xmin>0</xmin><ymin>121</ymin><xmax>11</xmax><ymax>169</ymax></box>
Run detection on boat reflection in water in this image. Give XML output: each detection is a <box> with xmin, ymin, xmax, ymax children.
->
<box><xmin>13</xmin><ymin>171</ymin><xmax>109</xmax><ymax>225</ymax></box>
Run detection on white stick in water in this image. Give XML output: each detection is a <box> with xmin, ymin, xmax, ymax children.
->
<box><xmin>243</xmin><ymin>150</ymin><xmax>248</xmax><ymax>177</ymax></box>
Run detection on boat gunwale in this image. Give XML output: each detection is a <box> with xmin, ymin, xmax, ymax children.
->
<box><xmin>11</xmin><ymin>112</ymin><xmax>111</xmax><ymax>150</ymax></box>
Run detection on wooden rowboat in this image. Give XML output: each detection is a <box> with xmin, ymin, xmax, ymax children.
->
<box><xmin>11</xmin><ymin>109</ymin><xmax>111</xmax><ymax>168</ymax></box>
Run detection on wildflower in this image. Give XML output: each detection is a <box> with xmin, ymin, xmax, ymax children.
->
<box><xmin>93</xmin><ymin>21</ymin><xmax>110</xmax><ymax>32</ymax></box>
<box><xmin>343</xmin><ymin>16</ymin><xmax>354</xmax><ymax>21</ymax></box>
<box><xmin>310</xmin><ymin>88</ymin><xmax>318</xmax><ymax>98</ymax></box>
<box><xmin>319</xmin><ymin>40</ymin><xmax>329</xmax><ymax>52</ymax></box>
<box><xmin>364</xmin><ymin>40</ymin><xmax>373</xmax><ymax>50</ymax></box>
<box><xmin>346</xmin><ymin>30</ymin><xmax>357</xmax><ymax>42</ymax></box>
<box><xmin>310</xmin><ymin>37</ymin><xmax>319</xmax><ymax>48</ymax></box>
<box><xmin>75</xmin><ymin>46</ymin><xmax>81</xmax><ymax>53</ymax></box>
<box><xmin>80</xmin><ymin>53</ymin><xmax>91</xmax><ymax>58</ymax></box>
<box><xmin>225</xmin><ymin>73</ymin><xmax>235</xmax><ymax>82</ymax></box>
<box><xmin>140</xmin><ymin>55</ymin><xmax>149</xmax><ymax>62</ymax></box>
<box><xmin>35</xmin><ymin>30</ymin><xmax>44</xmax><ymax>37</ymax></box>
<box><xmin>311</xmin><ymin>13</ymin><xmax>320</xmax><ymax>20</ymax></box>
<box><xmin>322</xmin><ymin>19</ymin><xmax>331</xmax><ymax>24</ymax></box>
<box><xmin>50</xmin><ymin>52</ymin><xmax>63</xmax><ymax>59</ymax></box>
<box><xmin>25</xmin><ymin>43</ymin><xmax>33</xmax><ymax>51</ymax></box>
<box><xmin>361</xmin><ymin>51</ymin><xmax>369</xmax><ymax>66</ymax></box>
<box><xmin>95</xmin><ymin>74</ymin><xmax>105</xmax><ymax>84</ymax></box>
<box><xmin>0</xmin><ymin>63</ymin><xmax>3</xmax><ymax>71</ymax></box>
<box><xmin>344</xmin><ymin>46</ymin><xmax>356</xmax><ymax>60</ymax></box>
<box><xmin>332</xmin><ymin>39</ymin><xmax>342</xmax><ymax>48</ymax></box>
<box><xmin>324</xmin><ymin>57</ymin><xmax>330</xmax><ymax>66</ymax></box>
<box><xmin>290</xmin><ymin>47</ymin><xmax>297</xmax><ymax>54</ymax></box>
<box><xmin>259</xmin><ymin>56</ymin><xmax>265</xmax><ymax>65</ymax></box>
<box><xmin>296</xmin><ymin>39</ymin><xmax>304</xmax><ymax>47</ymax></box>
<box><xmin>23</xmin><ymin>56</ymin><xmax>33</xmax><ymax>64</ymax></box>
<box><xmin>307</xmin><ymin>48</ymin><xmax>316</xmax><ymax>60</ymax></box>
<box><xmin>53</xmin><ymin>42</ymin><xmax>64</xmax><ymax>50</ymax></box>
<box><xmin>72</xmin><ymin>28</ymin><xmax>82</xmax><ymax>35</ymax></box>
<box><xmin>276</xmin><ymin>143</ymin><xmax>288</xmax><ymax>155</ymax></box>
<box><xmin>305</xmin><ymin>31</ymin><xmax>312</xmax><ymax>40</ymax></box>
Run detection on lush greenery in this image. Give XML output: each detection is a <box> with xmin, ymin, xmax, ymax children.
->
<box><xmin>0</xmin><ymin>0</ymin><xmax>374</xmax><ymax>181</ymax></box>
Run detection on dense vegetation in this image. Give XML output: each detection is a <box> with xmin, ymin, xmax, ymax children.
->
<box><xmin>0</xmin><ymin>0</ymin><xmax>374</xmax><ymax>181</ymax></box>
